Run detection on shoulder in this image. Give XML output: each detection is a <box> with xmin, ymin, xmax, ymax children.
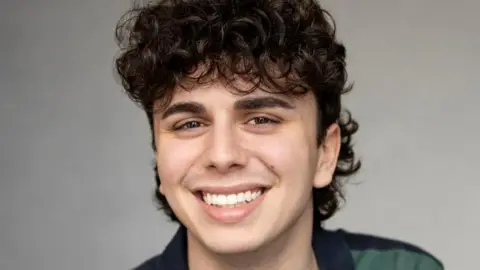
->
<box><xmin>132</xmin><ymin>226</ymin><xmax>188</xmax><ymax>270</ymax></box>
<box><xmin>132</xmin><ymin>253</ymin><xmax>164</xmax><ymax>270</ymax></box>
<box><xmin>338</xmin><ymin>230</ymin><xmax>444</xmax><ymax>270</ymax></box>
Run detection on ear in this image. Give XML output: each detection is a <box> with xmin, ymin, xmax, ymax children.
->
<box><xmin>313</xmin><ymin>123</ymin><xmax>341</xmax><ymax>188</ymax></box>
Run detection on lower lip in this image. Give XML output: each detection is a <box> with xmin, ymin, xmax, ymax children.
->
<box><xmin>197</xmin><ymin>191</ymin><xmax>267</xmax><ymax>224</ymax></box>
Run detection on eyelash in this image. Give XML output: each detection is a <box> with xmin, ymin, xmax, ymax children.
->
<box><xmin>246</xmin><ymin>116</ymin><xmax>281</xmax><ymax>126</ymax></box>
<box><xmin>173</xmin><ymin>121</ymin><xmax>203</xmax><ymax>131</ymax></box>
<box><xmin>172</xmin><ymin>116</ymin><xmax>280</xmax><ymax>131</ymax></box>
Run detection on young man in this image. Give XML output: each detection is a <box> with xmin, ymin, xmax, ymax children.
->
<box><xmin>115</xmin><ymin>0</ymin><xmax>443</xmax><ymax>269</ymax></box>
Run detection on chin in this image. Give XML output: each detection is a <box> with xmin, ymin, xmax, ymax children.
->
<box><xmin>181</xmin><ymin>186</ymin><xmax>284</xmax><ymax>254</ymax></box>
<box><xmin>199</xmin><ymin>229</ymin><xmax>267</xmax><ymax>254</ymax></box>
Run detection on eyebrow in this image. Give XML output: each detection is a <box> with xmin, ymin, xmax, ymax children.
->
<box><xmin>160</xmin><ymin>102</ymin><xmax>206</xmax><ymax>119</ymax></box>
<box><xmin>234</xmin><ymin>96</ymin><xmax>295</xmax><ymax>111</ymax></box>
<box><xmin>160</xmin><ymin>96</ymin><xmax>295</xmax><ymax>119</ymax></box>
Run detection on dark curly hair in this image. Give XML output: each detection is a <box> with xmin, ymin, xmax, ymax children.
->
<box><xmin>114</xmin><ymin>0</ymin><xmax>361</xmax><ymax>228</ymax></box>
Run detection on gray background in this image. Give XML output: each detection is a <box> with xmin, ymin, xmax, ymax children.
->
<box><xmin>1</xmin><ymin>0</ymin><xmax>478</xmax><ymax>269</ymax></box>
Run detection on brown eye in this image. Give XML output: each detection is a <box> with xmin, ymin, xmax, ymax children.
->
<box><xmin>174</xmin><ymin>121</ymin><xmax>203</xmax><ymax>130</ymax></box>
<box><xmin>247</xmin><ymin>117</ymin><xmax>280</xmax><ymax>125</ymax></box>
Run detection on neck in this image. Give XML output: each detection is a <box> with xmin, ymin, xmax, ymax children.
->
<box><xmin>188</xmin><ymin>205</ymin><xmax>318</xmax><ymax>270</ymax></box>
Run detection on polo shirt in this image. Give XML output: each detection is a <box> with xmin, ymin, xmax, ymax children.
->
<box><xmin>134</xmin><ymin>226</ymin><xmax>443</xmax><ymax>270</ymax></box>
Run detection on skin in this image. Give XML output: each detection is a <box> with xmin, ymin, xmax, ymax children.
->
<box><xmin>153</xmin><ymin>81</ymin><xmax>341</xmax><ymax>270</ymax></box>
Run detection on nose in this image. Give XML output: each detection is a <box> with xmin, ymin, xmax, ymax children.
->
<box><xmin>202</xmin><ymin>122</ymin><xmax>248</xmax><ymax>173</ymax></box>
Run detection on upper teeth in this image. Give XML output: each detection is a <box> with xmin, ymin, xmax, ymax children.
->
<box><xmin>203</xmin><ymin>190</ymin><xmax>262</xmax><ymax>206</ymax></box>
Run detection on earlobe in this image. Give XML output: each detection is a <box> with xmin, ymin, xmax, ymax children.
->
<box><xmin>313</xmin><ymin>123</ymin><xmax>341</xmax><ymax>188</ymax></box>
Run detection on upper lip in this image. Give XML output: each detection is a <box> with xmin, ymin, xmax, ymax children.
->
<box><xmin>192</xmin><ymin>183</ymin><xmax>270</xmax><ymax>194</ymax></box>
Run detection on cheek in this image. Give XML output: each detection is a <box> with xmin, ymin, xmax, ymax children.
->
<box><xmin>258</xmin><ymin>141</ymin><xmax>300</xmax><ymax>169</ymax></box>
<box><xmin>249</xmin><ymin>129</ymin><xmax>317</xmax><ymax>183</ymax></box>
<box><xmin>156</xmin><ymin>138</ymin><xmax>203</xmax><ymax>187</ymax></box>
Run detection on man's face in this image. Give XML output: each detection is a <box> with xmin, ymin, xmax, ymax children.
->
<box><xmin>154</xmin><ymin>81</ymin><xmax>340</xmax><ymax>254</ymax></box>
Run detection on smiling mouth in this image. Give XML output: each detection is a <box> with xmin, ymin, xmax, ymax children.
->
<box><xmin>196</xmin><ymin>188</ymin><xmax>267</xmax><ymax>208</ymax></box>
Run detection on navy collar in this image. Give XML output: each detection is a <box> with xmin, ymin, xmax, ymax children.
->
<box><xmin>160</xmin><ymin>226</ymin><xmax>355</xmax><ymax>270</ymax></box>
